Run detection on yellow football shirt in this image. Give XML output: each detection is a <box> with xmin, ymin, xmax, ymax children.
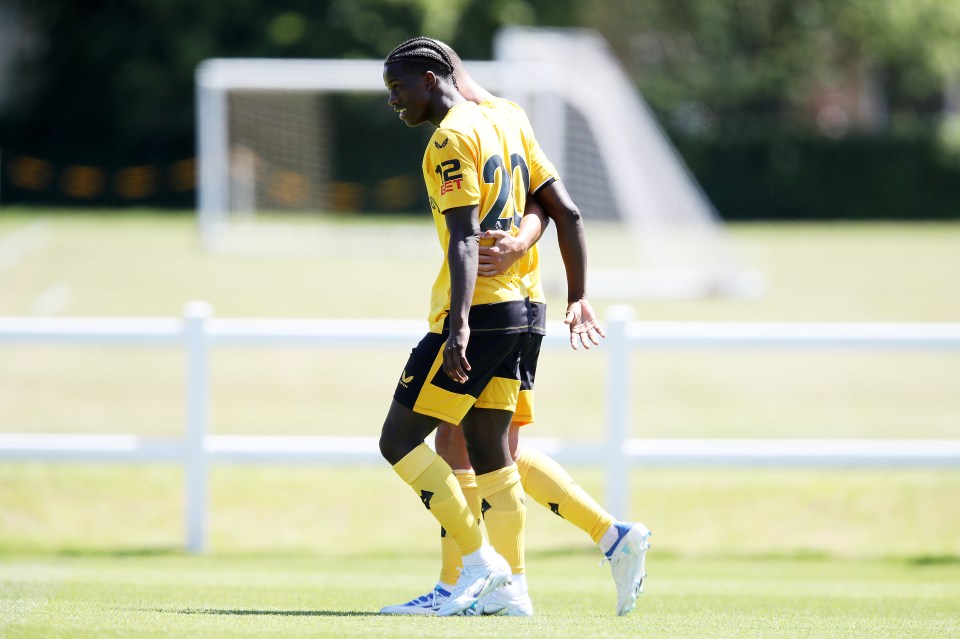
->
<box><xmin>479</xmin><ymin>98</ymin><xmax>561</xmax><ymax>322</ymax></box>
<box><xmin>421</xmin><ymin>101</ymin><xmax>531</xmax><ymax>334</ymax></box>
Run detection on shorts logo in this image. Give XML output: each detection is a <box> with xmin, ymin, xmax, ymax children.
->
<box><xmin>399</xmin><ymin>370</ymin><xmax>415</xmax><ymax>387</ymax></box>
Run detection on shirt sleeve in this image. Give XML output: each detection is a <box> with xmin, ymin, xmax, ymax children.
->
<box><xmin>522</xmin><ymin>126</ymin><xmax>559</xmax><ymax>193</ymax></box>
<box><xmin>424</xmin><ymin>129</ymin><xmax>480</xmax><ymax>214</ymax></box>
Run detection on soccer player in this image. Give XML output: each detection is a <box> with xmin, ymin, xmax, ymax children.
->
<box><xmin>379</xmin><ymin>37</ymin><xmax>538</xmax><ymax>617</ymax></box>
<box><xmin>380</xmin><ymin>39</ymin><xmax>651</xmax><ymax>617</ymax></box>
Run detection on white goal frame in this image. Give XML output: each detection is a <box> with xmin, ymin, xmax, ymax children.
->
<box><xmin>196</xmin><ymin>57</ymin><xmax>504</xmax><ymax>243</ymax></box>
<box><xmin>196</xmin><ymin>28</ymin><xmax>763</xmax><ymax>298</ymax></box>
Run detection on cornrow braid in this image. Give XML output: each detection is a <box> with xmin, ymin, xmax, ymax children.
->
<box><xmin>385</xmin><ymin>36</ymin><xmax>456</xmax><ymax>83</ymax></box>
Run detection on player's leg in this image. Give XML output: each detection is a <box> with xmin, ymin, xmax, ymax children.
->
<box><xmin>437</xmin><ymin>424</ymin><xmax>479</xmax><ymax>587</ymax></box>
<box><xmin>514</xmin><ymin>439</ymin><xmax>651</xmax><ymax>615</ymax></box>
<box><xmin>439</xmin><ymin>332</ymin><xmax>528</xmax><ymax>616</ymax></box>
<box><xmin>457</xmin><ymin>332</ymin><xmax>535</xmax><ymax>616</ymax></box>
<box><xmin>511</xmin><ymin>332</ymin><xmax>652</xmax><ymax>615</ymax></box>
<box><xmin>508</xmin><ymin>332</ymin><xmax>615</xmax><ymax>545</ymax></box>
<box><xmin>460</xmin><ymin>406</ymin><xmax>530</xmax><ymax>616</ymax></box>
<box><xmin>514</xmin><ymin>439</ymin><xmax>615</xmax><ymax>545</ymax></box>
<box><xmin>379</xmin><ymin>400</ymin><xmax>484</xmax><ymax>569</ymax></box>
<box><xmin>380</xmin><ymin>423</ymin><xmax>479</xmax><ymax>615</ymax></box>
<box><xmin>433</xmin><ymin>416</ymin><xmax>519</xmax><ymax>615</ymax></box>
<box><xmin>380</xmin><ymin>332</ymin><xmax>510</xmax><ymax>616</ymax></box>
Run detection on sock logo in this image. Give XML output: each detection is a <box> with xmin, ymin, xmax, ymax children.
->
<box><xmin>440</xmin><ymin>526</ymin><xmax>447</xmax><ymax>538</ymax></box>
<box><xmin>480</xmin><ymin>498</ymin><xmax>492</xmax><ymax>518</ymax></box>
<box><xmin>420</xmin><ymin>490</ymin><xmax>434</xmax><ymax>510</ymax></box>
<box><xmin>549</xmin><ymin>502</ymin><xmax>564</xmax><ymax>518</ymax></box>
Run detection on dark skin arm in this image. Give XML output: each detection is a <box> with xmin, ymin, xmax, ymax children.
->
<box><xmin>536</xmin><ymin>182</ymin><xmax>605</xmax><ymax>349</ymax></box>
<box><xmin>439</xmin><ymin>40</ymin><xmax>604</xmax><ymax>346</ymax></box>
<box><xmin>443</xmin><ymin>204</ymin><xmax>481</xmax><ymax>383</ymax></box>
<box><xmin>480</xmin><ymin>181</ymin><xmax>605</xmax><ymax>349</ymax></box>
<box><xmin>535</xmin><ymin>181</ymin><xmax>586</xmax><ymax>305</ymax></box>
<box><xmin>477</xmin><ymin>197</ymin><xmax>547</xmax><ymax>276</ymax></box>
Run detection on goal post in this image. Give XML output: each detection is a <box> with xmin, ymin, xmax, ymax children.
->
<box><xmin>196</xmin><ymin>58</ymin><xmax>389</xmax><ymax>244</ymax></box>
<box><xmin>495</xmin><ymin>27</ymin><xmax>763</xmax><ymax>298</ymax></box>
<box><xmin>196</xmin><ymin>28</ymin><xmax>763</xmax><ymax>298</ymax></box>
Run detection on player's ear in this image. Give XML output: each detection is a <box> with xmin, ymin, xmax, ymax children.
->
<box><xmin>423</xmin><ymin>70</ymin><xmax>437</xmax><ymax>91</ymax></box>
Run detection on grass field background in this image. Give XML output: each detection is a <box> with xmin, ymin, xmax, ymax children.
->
<box><xmin>1</xmin><ymin>210</ymin><xmax>959</xmax><ymax>636</ymax></box>
<box><xmin>1</xmin><ymin>210</ymin><xmax>958</xmax><ymax>440</ymax></box>
<box><xmin>3</xmin><ymin>554</ymin><xmax>958</xmax><ymax>638</ymax></box>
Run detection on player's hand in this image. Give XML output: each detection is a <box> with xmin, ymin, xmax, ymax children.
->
<box><xmin>442</xmin><ymin>327</ymin><xmax>471</xmax><ymax>383</ymax></box>
<box><xmin>478</xmin><ymin>230</ymin><xmax>525</xmax><ymax>276</ymax></box>
<box><xmin>564</xmin><ymin>298</ymin><xmax>606</xmax><ymax>350</ymax></box>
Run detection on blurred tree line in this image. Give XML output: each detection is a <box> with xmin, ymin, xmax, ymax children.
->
<box><xmin>1</xmin><ymin>0</ymin><xmax>958</xmax><ymax>217</ymax></box>
<box><xmin>584</xmin><ymin>0</ymin><xmax>960</xmax><ymax>219</ymax></box>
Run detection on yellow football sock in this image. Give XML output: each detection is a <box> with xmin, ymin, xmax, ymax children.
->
<box><xmin>516</xmin><ymin>448</ymin><xmax>616</xmax><ymax>545</ymax></box>
<box><xmin>477</xmin><ymin>464</ymin><xmax>526</xmax><ymax>575</ymax></box>
<box><xmin>439</xmin><ymin>470</ymin><xmax>480</xmax><ymax>586</ymax></box>
<box><xmin>393</xmin><ymin>444</ymin><xmax>482</xmax><ymax>557</ymax></box>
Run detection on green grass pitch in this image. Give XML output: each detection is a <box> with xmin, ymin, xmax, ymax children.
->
<box><xmin>2</xmin><ymin>553</ymin><xmax>959</xmax><ymax>638</ymax></box>
<box><xmin>1</xmin><ymin>211</ymin><xmax>959</xmax><ymax>636</ymax></box>
<box><xmin>2</xmin><ymin>465</ymin><xmax>959</xmax><ymax>637</ymax></box>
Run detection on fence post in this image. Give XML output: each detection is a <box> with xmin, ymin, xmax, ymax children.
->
<box><xmin>605</xmin><ymin>304</ymin><xmax>635</xmax><ymax>518</ymax></box>
<box><xmin>183</xmin><ymin>301</ymin><xmax>212</xmax><ymax>554</ymax></box>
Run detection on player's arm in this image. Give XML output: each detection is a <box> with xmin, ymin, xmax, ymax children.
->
<box><xmin>474</xmin><ymin>182</ymin><xmax>578</xmax><ymax>295</ymax></box>
<box><xmin>535</xmin><ymin>181</ymin><xmax>585</xmax><ymax>304</ymax></box>
<box><xmin>443</xmin><ymin>204</ymin><xmax>481</xmax><ymax>383</ymax></box>
<box><xmin>536</xmin><ymin>180</ymin><xmax>605</xmax><ymax>349</ymax></box>
<box><xmin>477</xmin><ymin>197</ymin><xmax>548</xmax><ymax>276</ymax></box>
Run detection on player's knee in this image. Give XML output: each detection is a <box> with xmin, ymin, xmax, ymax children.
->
<box><xmin>378</xmin><ymin>430</ymin><xmax>397</xmax><ymax>464</ymax></box>
<box><xmin>464</xmin><ymin>439</ymin><xmax>512</xmax><ymax>475</ymax></box>
<box><xmin>379</xmin><ymin>426</ymin><xmax>411</xmax><ymax>466</ymax></box>
<box><xmin>435</xmin><ymin>422</ymin><xmax>465</xmax><ymax>455</ymax></box>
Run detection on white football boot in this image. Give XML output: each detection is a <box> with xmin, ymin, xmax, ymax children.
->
<box><xmin>464</xmin><ymin>582</ymin><xmax>534</xmax><ymax>617</ymax></box>
<box><xmin>603</xmin><ymin>521</ymin><xmax>652</xmax><ymax>616</ymax></box>
<box><xmin>436</xmin><ymin>552</ymin><xmax>512</xmax><ymax>616</ymax></box>
<box><xmin>379</xmin><ymin>586</ymin><xmax>451</xmax><ymax>615</ymax></box>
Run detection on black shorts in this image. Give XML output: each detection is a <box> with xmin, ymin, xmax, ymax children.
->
<box><xmin>393</xmin><ymin>331</ymin><xmax>525</xmax><ymax>424</ymax></box>
<box><xmin>514</xmin><ymin>333</ymin><xmax>542</xmax><ymax>425</ymax></box>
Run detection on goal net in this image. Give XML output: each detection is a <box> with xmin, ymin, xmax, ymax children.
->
<box><xmin>196</xmin><ymin>28</ymin><xmax>763</xmax><ymax>297</ymax></box>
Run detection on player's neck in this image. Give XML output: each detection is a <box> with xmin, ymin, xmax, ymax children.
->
<box><xmin>429</xmin><ymin>91</ymin><xmax>467</xmax><ymax>126</ymax></box>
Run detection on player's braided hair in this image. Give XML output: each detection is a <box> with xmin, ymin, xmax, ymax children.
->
<box><xmin>385</xmin><ymin>37</ymin><xmax>456</xmax><ymax>84</ymax></box>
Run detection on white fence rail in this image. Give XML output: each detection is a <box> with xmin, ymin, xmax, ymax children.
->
<box><xmin>2</xmin><ymin>302</ymin><xmax>960</xmax><ymax>553</ymax></box>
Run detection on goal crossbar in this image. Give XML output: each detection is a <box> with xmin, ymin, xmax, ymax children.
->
<box><xmin>196</xmin><ymin>28</ymin><xmax>763</xmax><ymax>298</ymax></box>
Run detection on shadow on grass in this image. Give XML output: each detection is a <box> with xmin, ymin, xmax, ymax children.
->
<box><xmin>57</xmin><ymin>546</ymin><xmax>184</xmax><ymax>558</ymax></box>
<box><xmin>158</xmin><ymin>608</ymin><xmax>376</xmax><ymax>617</ymax></box>
<box><xmin>907</xmin><ymin>554</ymin><xmax>960</xmax><ymax>566</ymax></box>
<box><xmin>0</xmin><ymin>546</ymin><xmax>187</xmax><ymax>559</ymax></box>
<box><xmin>526</xmin><ymin>545</ymin><xmax>681</xmax><ymax>561</ymax></box>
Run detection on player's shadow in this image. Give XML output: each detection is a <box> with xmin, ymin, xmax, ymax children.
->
<box><xmin>156</xmin><ymin>608</ymin><xmax>376</xmax><ymax>617</ymax></box>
